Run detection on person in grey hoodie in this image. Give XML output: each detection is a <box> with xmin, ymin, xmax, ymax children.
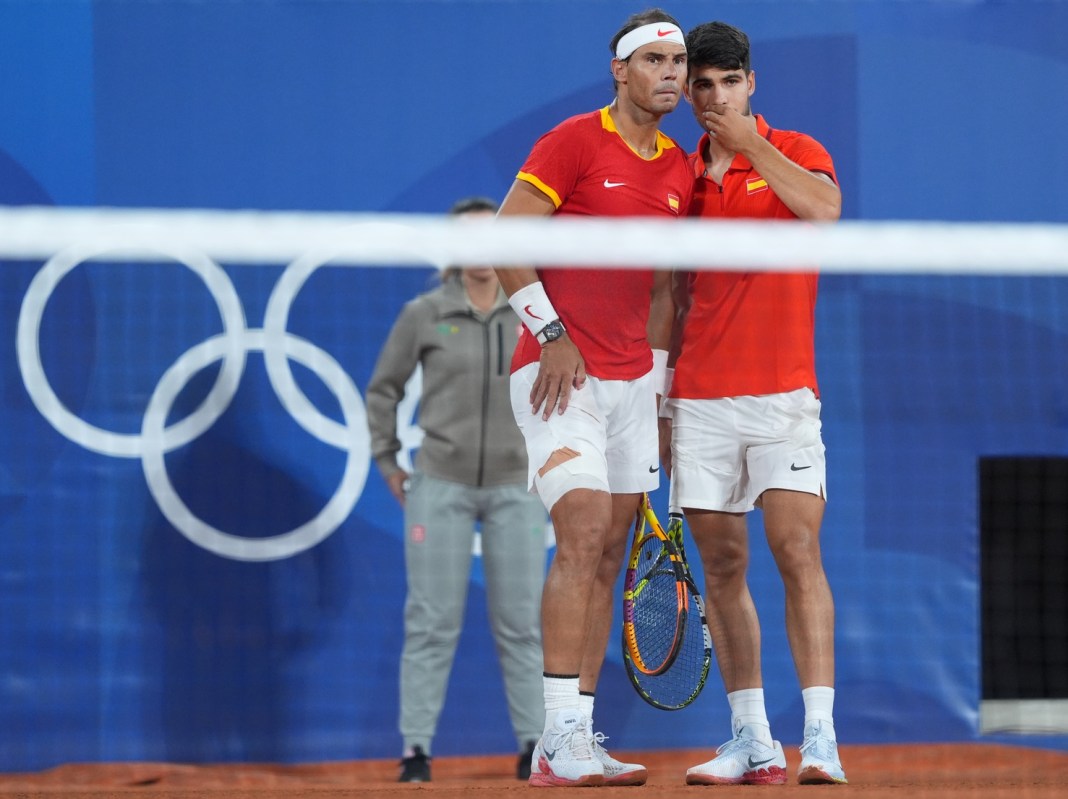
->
<box><xmin>366</xmin><ymin>196</ymin><xmax>547</xmax><ymax>783</ymax></box>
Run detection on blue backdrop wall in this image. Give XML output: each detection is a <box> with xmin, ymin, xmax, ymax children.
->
<box><xmin>1</xmin><ymin>0</ymin><xmax>1067</xmax><ymax>771</ymax></box>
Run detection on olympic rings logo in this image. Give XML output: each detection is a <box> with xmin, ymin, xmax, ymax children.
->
<box><xmin>16</xmin><ymin>227</ymin><xmax>432</xmax><ymax>562</ymax></box>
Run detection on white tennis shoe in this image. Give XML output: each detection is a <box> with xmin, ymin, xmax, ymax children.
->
<box><xmin>798</xmin><ymin>721</ymin><xmax>848</xmax><ymax>784</ymax></box>
<box><xmin>686</xmin><ymin>731</ymin><xmax>787</xmax><ymax>785</ymax></box>
<box><xmin>528</xmin><ymin>709</ymin><xmax>604</xmax><ymax>787</ymax></box>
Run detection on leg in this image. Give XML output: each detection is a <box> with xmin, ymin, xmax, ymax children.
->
<box><xmin>507</xmin><ymin>366</ymin><xmax>612</xmax><ymax>682</ymax></box>
<box><xmin>669</xmin><ymin>396</ymin><xmax>762</xmax><ymax>696</ymax></box>
<box><xmin>686</xmin><ymin>508</ymin><xmax>760</xmax><ymax>694</ymax></box>
<box><xmin>760</xmin><ymin>488</ymin><xmax>834</xmax><ymax>689</ymax></box>
<box><xmin>760</xmin><ymin>488</ymin><xmax>847</xmax><ymax>785</ymax></box>
<box><xmin>398</xmin><ymin>475</ymin><xmax>474</xmax><ymax>756</ymax></box>
<box><xmin>541</xmin><ymin>482</ymin><xmax>612</xmax><ymax>676</ymax></box>
<box><xmin>684</xmin><ymin>508</ymin><xmax>787</xmax><ymax>786</ymax></box>
<box><xmin>509</xmin><ymin>368</ymin><xmax>615</xmax><ymax>786</ymax></box>
<box><xmin>571</xmin><ymin>491</ymin><xmax>649</xmax><ymax>787</ymax></box>
<box><xmin>578</xmin><ymin>491</ymin><xmax>641</xmax><ymax>693</ymax></box>
<box><xmin>528</xmin><ymin>481</ymin><xmax>608</xmax><ymax>788</ymax></box>
<box><xmin>545</xmin><ymin>369</ymin><xmax>662</xmax><ymax>787</ymax></box>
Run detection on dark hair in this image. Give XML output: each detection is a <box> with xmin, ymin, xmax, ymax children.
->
<box><xmin>609</xmin><ymin>7</ymin><xmax>683</xmax><ymax>58</ymax></box>
<box><xmin>685</xmin><ymin>21</ymin><xmax>751</xmax><ymax>73</ymax></box>
<box><xmin>448</xmin><ymin>195</ymin><xmax>498</xmax><ymax>216</ymax></box>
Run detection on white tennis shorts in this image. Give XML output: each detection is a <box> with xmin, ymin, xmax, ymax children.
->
<box><xmin>667</xmin><ymin>387</ymin><xmax>826</xmax><ymax>513</ymax></box>
<box><xmin>509</xmin><ymin>362</ymin><xmax>660</xmax><ymax>497</ymax></box>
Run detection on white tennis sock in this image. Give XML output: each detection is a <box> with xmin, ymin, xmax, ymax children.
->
<box><xmin>543</xmin><ymin>674</ymin><xmax>581</xmax><ymax>731</ymax></box>
<box><xmin>728</xmin><ymin>688</ymin><xmax>773</xmax><ymax>745</ymax></box>
<box><xmin>802</xmin><ymin>686</ymin><xmax>836</xmax><ymax>734</ymax></box>
<box><xmin>578</xmin><ymin>691</ymin><xmax>595</xmax><ymax>720</ymax></box>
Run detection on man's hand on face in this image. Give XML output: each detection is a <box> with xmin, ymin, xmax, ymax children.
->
<box><xmin>702</xmin><ymin>104</ymin><xmax>757</xmax><ymax>152</ymax></box>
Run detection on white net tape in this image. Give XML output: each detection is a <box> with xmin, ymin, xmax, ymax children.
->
<box><xmin>2</xmin><ymin>205</ymin><xmax>1068</xmax><ymax>273</ymax></box>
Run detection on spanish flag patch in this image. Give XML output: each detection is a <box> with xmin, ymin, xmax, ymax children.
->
<box><xmin>668</xmin><ymin>194</ymin><xmax>680</xmax><ymax>212</ymax></box>
<box><xmin>746</xmin><ymin>178</ymin><xmax>768</xmax><ymax>194</ymax></box>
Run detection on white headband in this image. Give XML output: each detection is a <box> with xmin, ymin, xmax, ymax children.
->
<box><xmin>615</xmin><ymin>22</ymin><xmax>685</xmax><ymax>60</ymax></box>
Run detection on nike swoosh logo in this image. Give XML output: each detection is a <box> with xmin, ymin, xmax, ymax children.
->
<box><xmin>648</xmin><ymin>465</ymin><xmax>660</xmax><ymax>473</ymax></box>
<box><xmin>790</xmin><ymin>464</ymin><xmax>812</xmax><ymax>471</ymax></box>
<box><xmin>603</xmin><ymin>180</ymin><xmax>626</xmax><ymax>188</ymax></box>
<box><xmin>657</xmin><ymin>28</ymin><xmax>676</xmax><ymax>37</ymax></box>
<box><xmin>747</xmin><ymin>755</ymin><xmax>776</xmax><ymax>769</ymax></box>
<box><xmin>522</xmin><ymin>304</ymin><xmax>544</xmax><ymax>321</ymax></box>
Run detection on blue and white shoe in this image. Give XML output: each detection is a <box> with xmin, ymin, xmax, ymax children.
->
<box><xmin>798</xmin><ymin>721</ymin><xmax>848</xmax><ymax>784</ymax></box>
<box><xmin>686</xmin><ymin>734</ymin><xmax>787</xmax><ymax>785</ymax></box>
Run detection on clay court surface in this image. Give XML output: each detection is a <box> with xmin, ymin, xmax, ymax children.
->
<box><xmin>1</xmin><ymin>743</ymin><xmax>1065</xmax><ymax>798</ymax></box>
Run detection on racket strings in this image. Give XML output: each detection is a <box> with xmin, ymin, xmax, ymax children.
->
<box><xmin>626</xmin><ymin>581</ymin><xmax>711</xmax><ymax>710</ymax></box>
<box><xmin>623</xmin><ymin>535</ymin><xmax>686</xmax><ymax>675</ymax></box>
<box><xmin>623</xmin><ymin>497</ymin><xmax>713</xmax><ymax>709</ymax></box>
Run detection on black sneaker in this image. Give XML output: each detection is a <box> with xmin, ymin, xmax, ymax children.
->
<box><xmin>399</xmin><ymin>745</ymin><xmax>431</xmax><ymax>782</ymax></box>
<box><xmin>517</xmin><ymin>739</ymin><xmax>537</xmax><ymax>780</ymax></box>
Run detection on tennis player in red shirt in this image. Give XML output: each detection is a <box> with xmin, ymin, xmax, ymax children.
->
<box><xmin>664</xmin><ymin>20</ymin><xmax>848</xmax><ymax>787</ymax></box>
<box><xmin>493</xmin><ymin>7</ymin><xmax>694</xmax><ymax>788</ymax></box>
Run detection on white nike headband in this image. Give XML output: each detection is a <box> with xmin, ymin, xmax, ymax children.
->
<box><xmin>615</xmin><ymin>22</ymin><xmax>685</xmax><ymax>60</ymax></box>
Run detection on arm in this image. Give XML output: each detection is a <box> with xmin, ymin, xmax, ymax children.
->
<box><xmin>647</xmin><ymin>269</ymin><xmax>675</xmax><ymax>354</ymax></box>
<box><xmin>649</xmin><ymin>269</ymin><xmax>676</xmax><ymax>476</ymax></box>
<box><xmin>365</xmin><ymin>302</ymin><xmax>422</xmax><ymax>505</ymax></box>
<box><xmin>656</xmin><ymin>270</ymin><xmax>694</xmax><ymax>476</ymax></box>
<box><xmin>668</xmin><ymin>269</ymin><xmax>694</xmax><ymax>361</ymax></box>
<box><xmin>495</xmin><ymin>179</ymin><xmax>587</xmax><ymax>419</ymax></box>
<box><xmin>703</xmin><ymin>106</ymin><xmax>841</xmax><ymax>221</ymax></box>
<box><xmin>493</xmin><ymin>180</ymin><xmax>554</xmax><ymax>296</ymax></box>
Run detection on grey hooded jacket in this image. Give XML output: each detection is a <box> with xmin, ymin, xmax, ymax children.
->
<box><xmin>366</xmin><ymin>274</ymin><xmax>528</xmax><ymax>487</ymax></box>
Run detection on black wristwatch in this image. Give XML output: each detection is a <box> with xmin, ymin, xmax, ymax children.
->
<box><xmin>536</xmin><ymin>319</ymin><xmax>566</xmax><ymax>345</ymax></box>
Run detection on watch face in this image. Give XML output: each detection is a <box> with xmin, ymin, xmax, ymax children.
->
<box><xmin>540</xmin><ymin>320</ymin><xmax>564</xmax><ymax>342</ymax></box>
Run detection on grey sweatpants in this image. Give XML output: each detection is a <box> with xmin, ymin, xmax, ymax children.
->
<box><xmin>400</xmin><ymin>472</ymin><xmax>547</xmax><ymax>754</ymax></box>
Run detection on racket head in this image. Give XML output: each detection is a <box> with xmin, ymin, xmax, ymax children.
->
<box><xmin>621</xmin><ymin>494</ymin><xmax>688</xmax><ymax>676</ymax></box>
<box><xmin>624</xmin><ymin>574</ymin><xmax>712</xmax><ymax>710</ymax></box>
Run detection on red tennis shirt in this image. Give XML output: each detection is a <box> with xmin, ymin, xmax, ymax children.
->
<box><xmin>511</xmin><ymin>107</ymin><xmax>694</xmax><ymax>379</ymax></box>
<box><xmin>672</xmin><ymin>114</ymin><xmax>837</xmax><ymax>400</ymax></box>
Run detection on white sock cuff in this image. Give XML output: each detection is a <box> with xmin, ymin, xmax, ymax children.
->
<box><xmin>728</xmin><ymin>688</ymin><xmax>767</xmax><ymax>718</ymax></box>
<box><xmin>578</xmin><ymin>692</ymin><xmax>595</xmax><ymax>719</ymax></box>
<box><xmin>802</xmin><ymin>685</ymin><xmax>836</xmax><ymax>726</ymax></box>
<box><xmin>543</xmin><ymin>675</ymin><xmax>581</xmax><ymax>715</ymax></box>
<box><xmin>728</xmin><ymin>688</ymin><xmax>771</xmax><ymax>743</ymax></box>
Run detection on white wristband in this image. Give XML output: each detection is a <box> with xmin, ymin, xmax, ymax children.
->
<box><xmin>508</xmin><ymin>281</ymin><xmax>560</xmax><ymax>336</ymax></box>
<box><xmin>651</xmin><ymin>349</ymin><xmax>669</xmax><ymax>394</ymax></box>
<box><xmin>659</xmin><ymin>394</ymin><xmax>674</xmax><ymax>419</ymax></box>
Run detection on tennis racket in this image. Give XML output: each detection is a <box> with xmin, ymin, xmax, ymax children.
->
<box><xmin>620</xmin><ymin>493</ymin><xmax>688</xmax><ymax>677</ymax></box>
<box><xmin>623</xmin><ymin>503</ymin><xmax>713</xmax><ymax>710</ymax></box>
